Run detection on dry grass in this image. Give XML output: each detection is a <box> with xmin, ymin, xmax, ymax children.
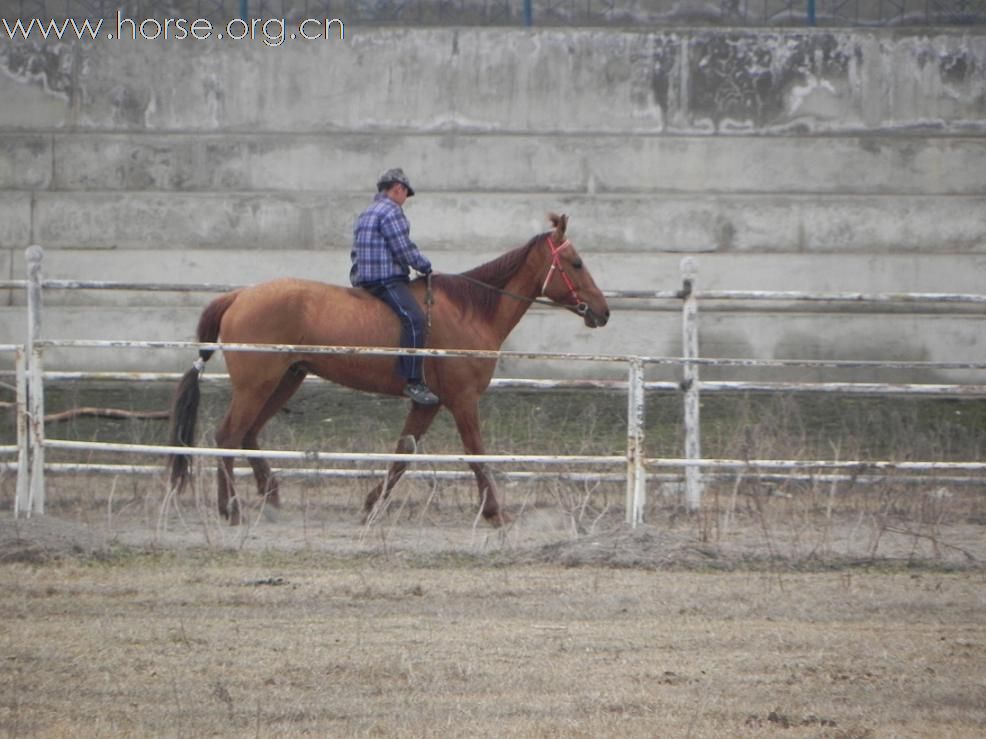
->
<box><xmin>0</xmin><ymin>539</ymin><xmax>983</xmax><ymax>738</ymax></box>
<box><xmin>2</xmin><ymin>386</ymin><xmax>985</xmax><ymax>736</ymax></box>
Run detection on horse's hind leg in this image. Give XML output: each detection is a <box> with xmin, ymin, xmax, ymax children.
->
<box><xmin>214</xmin><ymin>418</ymin><xmax>242</xmax><ymax>524</ymax></box>
<box><xmin>364</xmin><ymin>402</ymin><xmax>441</xmax><ymax>519</ymax></box>
<box><xmin>215</xmin><ymin>388</ymin><xmax>274</xmax><ymax>525</ymax></box>
<box><xmin>243</xmin><ymin>365</ymin><xmax>308</xmax><ymax>509</ymax></box>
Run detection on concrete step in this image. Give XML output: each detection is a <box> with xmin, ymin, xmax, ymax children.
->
<box><xmin>4</xmin><ymin>191</ymin><xmax>984</xmax><ymax>253</ymax></box>
<box><xmin>4</xmin><ymin>132</ymin><xmax>986</xmax><ymax>195</ymax></box>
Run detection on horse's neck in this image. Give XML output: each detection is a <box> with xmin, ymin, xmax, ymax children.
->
<box><xmin>490</xmin><ymin>246</ymin><xmax>549</xmax><ymax>343</ymax></box>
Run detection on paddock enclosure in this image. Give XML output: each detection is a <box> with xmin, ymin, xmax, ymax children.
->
<box><xmin>2</xmin><ymin>264</ymin><xmax>985</xmax><ymax>737</ymax></box>
<box><xmin>2</xmin><ymin>3</ymin><xmax>986</xmax><ymax>737</ymax></box>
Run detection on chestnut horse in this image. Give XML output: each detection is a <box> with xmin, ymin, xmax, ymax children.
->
<box><xmin>167</xmin><ymin>213</ymin><xmax>609</xmax><ymax>526</ymax></box>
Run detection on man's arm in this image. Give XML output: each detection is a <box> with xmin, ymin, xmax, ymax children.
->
<box><xmin>380</xmin><ymin>209</ymin><xmax>432</xmax><ymax>274</ymax></box>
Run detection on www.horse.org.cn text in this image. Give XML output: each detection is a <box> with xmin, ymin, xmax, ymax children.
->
<box><xmin>1</xmin><ymin>14</ymin><xmax>346</xmax><ymax>46</ymax></box>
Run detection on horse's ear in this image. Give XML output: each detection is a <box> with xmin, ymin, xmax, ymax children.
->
<box><xmin>548</xmin><ymin>212</ymin><xmax>567</xmax><ymax>237</ymax></box>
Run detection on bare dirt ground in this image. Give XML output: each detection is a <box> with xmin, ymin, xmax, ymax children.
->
<box><xmin>1</xmin><ymin>474</ymin><xmax>985</xmax><ymax>738</ymax></box>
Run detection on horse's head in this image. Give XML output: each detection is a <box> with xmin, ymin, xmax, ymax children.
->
<box><xmin>538</xmin><ymin>213</ymin><xmax>610</xmax><ymax>328</ymax></box>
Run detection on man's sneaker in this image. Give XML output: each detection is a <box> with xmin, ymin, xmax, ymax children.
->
<box><xmin>404</xmin><ymin>382</ymin><xmax>439</xmax><ymax>406</ymax></box>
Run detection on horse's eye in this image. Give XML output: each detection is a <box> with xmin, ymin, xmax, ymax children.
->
<box><xmin>572</xmin><ymin>259</ymin><xmax>583</xmax><ymax>269</ymax></box>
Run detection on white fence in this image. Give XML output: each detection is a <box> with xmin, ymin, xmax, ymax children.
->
<box><xmin>5</xmin><ymin>247</ymin><xmax>986</xmax><ymax>527</ymax></box>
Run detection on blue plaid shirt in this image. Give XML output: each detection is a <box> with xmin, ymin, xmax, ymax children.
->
<box><xmin>350</xmin><ymin>193</ymin><xmax>432</xmax><ymax>286</ymax></box>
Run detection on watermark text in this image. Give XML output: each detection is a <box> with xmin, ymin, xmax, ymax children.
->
<box><xmin>2</xmin><ymin>13</ymin><xmax>345</xmax><ymax>45</ymax></box>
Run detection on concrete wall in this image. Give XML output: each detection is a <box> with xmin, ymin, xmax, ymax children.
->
<box><xmin>1</xmin><ymin>27</ymin><xmax>985</xmax><ymax>380</ymax></box>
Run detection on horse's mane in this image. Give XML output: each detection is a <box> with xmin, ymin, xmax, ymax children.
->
<box><xmin>432</xmin><ymin>234</ymin><xmax>543</xmax><ymax>321</ymax></box>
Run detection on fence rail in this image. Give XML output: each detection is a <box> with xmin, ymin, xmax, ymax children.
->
<box><xmin>5</xmin><ymin>245</ymin><xmax>986</xmax><ymax>528</ymax></box>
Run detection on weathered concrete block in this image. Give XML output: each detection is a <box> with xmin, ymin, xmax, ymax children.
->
<box><xmin>0</xmin><ymin>134</ymin><xmax>50</xmax><ymax>189</ymax></box>
<box><xmin>683</xmin><ymin>30</ymin><xmax>986</xmax><ymax>133</ymax></box>
<box><xmin>653</xmin><ymin>253</ymin><xmax>986</xmax><ymax>295</ymax></box>
<box><xmin>0</xmin><ymin>193</ymin><xmax>31</xmax><ymax>247</ymax></box>
<box><xmin>9</xmin><ymin>248</ymin><xmax>350</xmax><ymax>306</ymax></box>
<box><xmin>40</xmin><ymin>132</ymin><xmax>986</xmax><ymax>195</ymax></box>
<box><xmin>411</xmin><ymin>193</ymin><xmax>986</xmax><ymax>254</ymax></box>
<box><xmin>0</xmin><ymin>41</ymin><xmax>74</xmax><ymax>130</ymax></box>
<box><xmin>28</xmin><ymin>191</ymin><xmax>986</xmax><ymax>253</ymax></box>
<box><xmin>32</xmin><ymin>191</ymin><xmax>360</xmax><ymax>250</ymax></box>
<box><xmin>595</xmin><ymin>135</ymin><xmax>986</xmax><ymax>196</ymax></box>
<box><xmin>7</xmin><ymin>305</ymin><xmax>205</xmax><ymax>372</ymax></box>
<box><xmin>0</xmin><ymin>248</ymin><xmax>11</xmax><ymax>309</ymax></box>
<box><xmin>698</xmin><ymin>313</ymin><xmax>984</xmax><ymax>384</ymax></box>
<box><xmin>3</xmin><ymin>29</ymin><xmax>984</xmax><ymax>134</ymax></box>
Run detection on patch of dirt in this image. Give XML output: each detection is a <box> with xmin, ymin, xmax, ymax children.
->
<box><xmin>0</xmin><ymin>515</ymin><xmax>110</xmax><ymax>563</ymax></box>
<box><xmin>512</xmin><ymin>525</ymin><xmax>724</xmax><ymax>569</ymax></box>
<box><xmin>3</xmin><ymin>502</ymin><xmax>983</xmax><ymax>575</ymax></box>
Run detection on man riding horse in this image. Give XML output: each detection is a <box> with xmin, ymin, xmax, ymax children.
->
<box><xmin>350</xmin><ymin>168</ymin><xmax>439</xmax><ymax>406</ymax></box>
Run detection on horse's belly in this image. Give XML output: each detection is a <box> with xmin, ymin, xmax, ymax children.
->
<box><xmin>304</xmin><ymin>354</ymin><xmax>406</xmax><ymax>397</ymax></box>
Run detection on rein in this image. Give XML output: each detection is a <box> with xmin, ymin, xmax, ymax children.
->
<box><xmin>437</xmin><ymin>236</ymin><xmax>589</xmax><ymax>315</ymax></box>
<box><xmin>425</xmin><ymin>272</ymin><xmax>434</xmax><ymax>329</ymax></box>
<box><xmin>453</xmin><ymin>272</ymin><xmax>548</xmax><ymax>308</ymax></box>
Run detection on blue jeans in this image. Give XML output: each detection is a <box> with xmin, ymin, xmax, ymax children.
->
<box><xmin>364</xmin><ymin>279</ymin><xmax>427</xmax><ymax>382</ymax></box>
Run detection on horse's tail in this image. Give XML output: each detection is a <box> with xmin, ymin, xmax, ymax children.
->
<box><xmin>167</xmin><ymin>291</ymin><xmax>239</xmax><ymax>492</ymax></box>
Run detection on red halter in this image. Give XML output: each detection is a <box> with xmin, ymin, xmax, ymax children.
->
<box><xmin>541</xmin><ymin>236</ymin><xmax>588</xmax><ymax>315</ymax></box>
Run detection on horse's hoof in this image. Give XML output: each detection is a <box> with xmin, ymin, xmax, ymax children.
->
<box><xmin>228</xmin><ymin>499</ymin><xmax>242</xmax><ymax>526</ymax></box>
<box><xmin>484</xmin><ymin>510</ymin><xmax>511</xmax><ymax>528</ymax></box>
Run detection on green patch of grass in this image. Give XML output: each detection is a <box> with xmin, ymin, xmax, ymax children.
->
<box><xmin>13</xmin><ymin>380</ymin><xmax>986</xmax><ymax>469</ymax></box>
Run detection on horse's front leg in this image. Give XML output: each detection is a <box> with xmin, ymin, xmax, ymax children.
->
<box><xmin>468</xmin><ymin>461</ymin><xmax>506</xmax><ymax>527</ymax></box>
<box><xmin>364</xmin><ymin>403</ymin><xmax>441</xmax><ymax>520</ymax></box>
<box><xmin>450</xmin><ymin>400</ymin><xmax>508</xmax><ymax>527</ymax></box>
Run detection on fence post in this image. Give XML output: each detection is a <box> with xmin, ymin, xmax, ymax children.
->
<box><xmin>625</xmin><ymin>357</ymin><xmax>645</xmax><ymax>526</ymax></box>
<box><xmin>680</xmin><ymin>257</ymin><xmax>703</xmax><ymax>511</ymax></box>
<box><xmin>14</xmin><ymin>348</ymin><xmax>29</xmax><ymax>516</ymax></box>
<box><xmin>24</xmin><ymin>245</ymin><xmax>45</xmax><ymax>515</ymax></box>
